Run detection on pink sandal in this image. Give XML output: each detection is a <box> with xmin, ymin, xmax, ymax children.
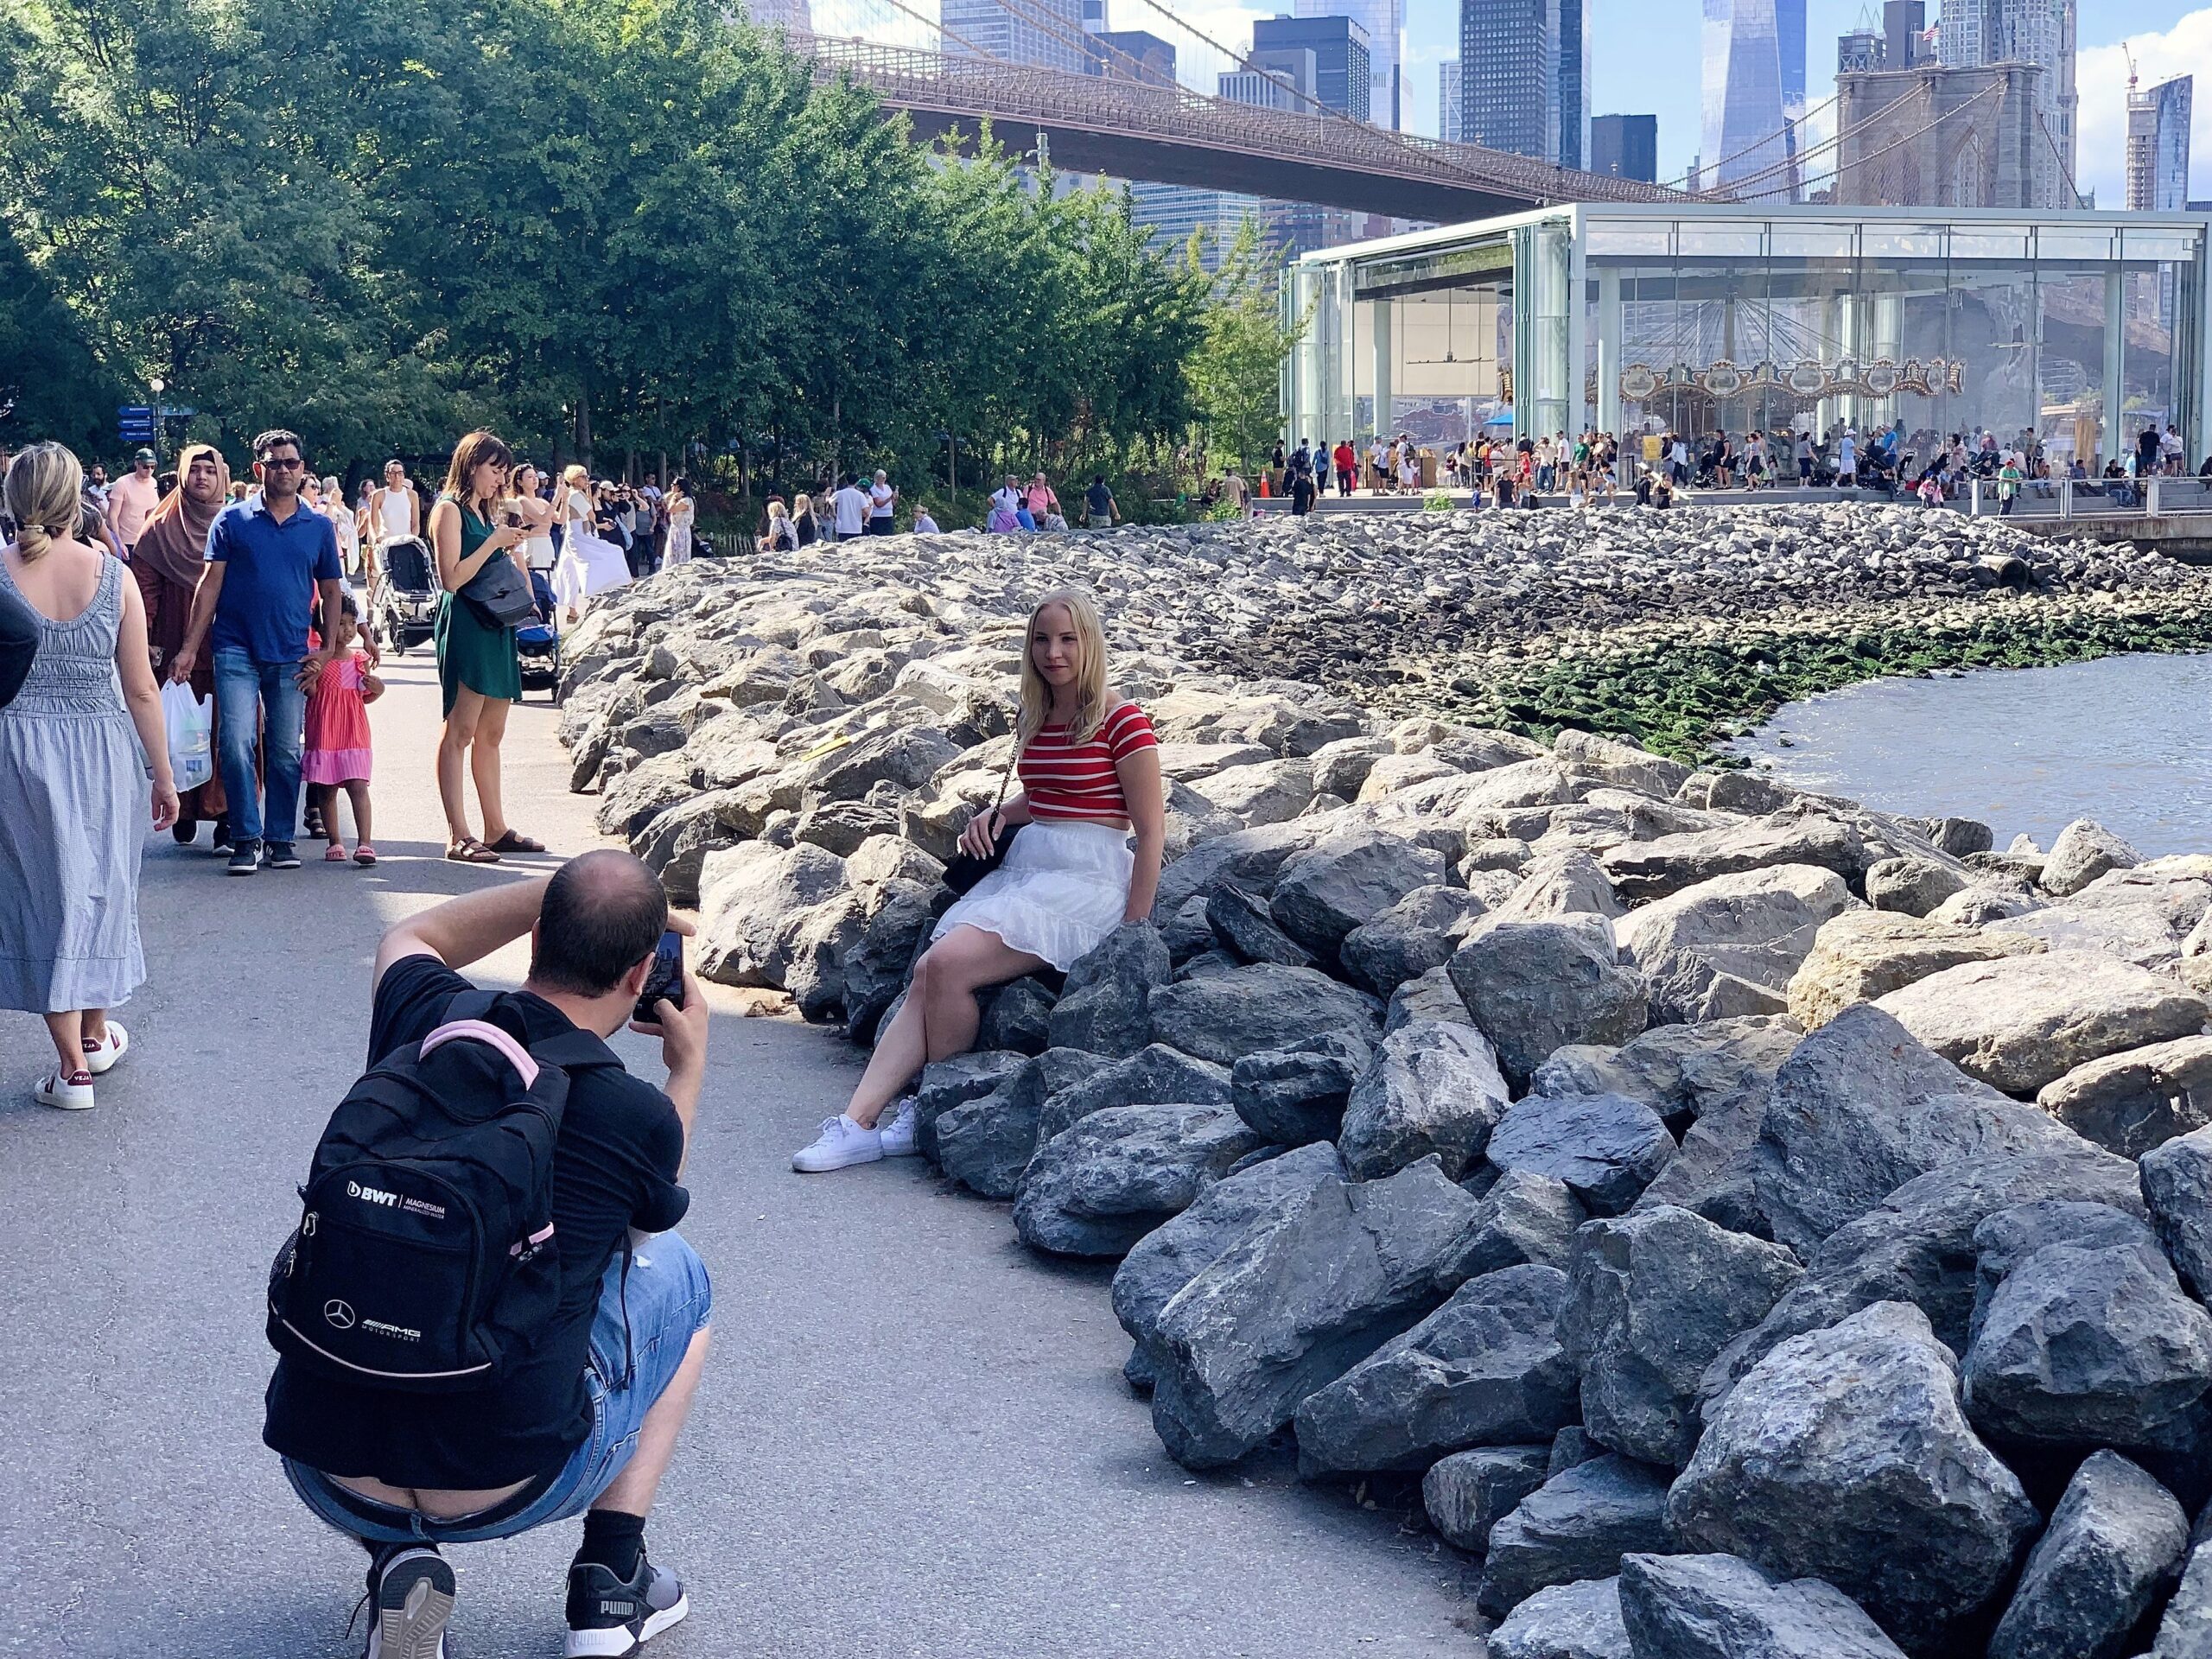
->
<box><xmin>324</xmin><ymin>844</ymin><xmax>349</xmax><ymax>862</ymax></box>
<box><xmin>353</xmin><ymin>844</ymin><xmax>378</xmax><ymax>867</ymax></box>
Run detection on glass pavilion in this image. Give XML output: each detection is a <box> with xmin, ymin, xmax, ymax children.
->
<box><xmin>1279</xmin><ymin>203</ymin><xmax>2212</xmax><ymax>473</ymax></box>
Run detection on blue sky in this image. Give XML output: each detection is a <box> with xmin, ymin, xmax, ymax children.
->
<box><xmin>1392</xmin><ymin>0</ymin><xmax>2212</xmax><ymax>201</ymax></box>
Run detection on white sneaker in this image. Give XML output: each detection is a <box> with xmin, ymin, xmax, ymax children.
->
<box><xmin>84</xmin><ymin>1021</ymin><xmax>129</xmax><ymax>1076</ymax></box>
<box><xmin>791</xmin><ymin>1114</ymin><xmax>883</xmax><ymax>1173</ymax></box>
<box><xmin>878</xmin><ymin>1096</ymin><xmax>921</xmax><ymax>1158</ymax></box>
<box><xmin>34</xmin><ymin>1070</ymin><xmax>94</xmax><ymax>1111</ymax></box>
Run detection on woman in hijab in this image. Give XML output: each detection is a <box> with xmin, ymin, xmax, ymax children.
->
<box><xmin>131</xmin><ymin>442</ymin><xmax>231</xmax><ymax>845</ymax></box>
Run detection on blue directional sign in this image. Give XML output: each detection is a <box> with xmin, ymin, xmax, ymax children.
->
<box><xmin>118</xmin><ymin>405</ymin><xmax>152</xmax><ymax>420</ymax></box>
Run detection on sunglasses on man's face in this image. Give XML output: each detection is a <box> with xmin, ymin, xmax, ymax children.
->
<box><xmin>260</xmin><ymin>456</ymin><xmax>305</xmax><ymax>471</ymax></box>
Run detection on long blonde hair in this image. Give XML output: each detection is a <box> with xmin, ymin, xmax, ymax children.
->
<box><xmin>5</xmin><ymin>443</ymin><xmax>83</xmax><ymax>560</ymax></box>
<box><xmin>1016</xmin><ymin>588</ymin><xmax>1110</xmax><ymax>749</ymax></box>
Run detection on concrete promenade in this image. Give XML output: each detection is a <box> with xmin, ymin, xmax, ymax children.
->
<box><xmin>0</xmin><ymin>656</ymin><xmax>1470</xmax><ymax>1657</ymax></box>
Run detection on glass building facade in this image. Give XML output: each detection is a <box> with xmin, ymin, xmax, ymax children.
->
<box><xmin>1281</xmin><ymin>204</ymin><xmax>2212</xmax><ymax>473</ymax></box>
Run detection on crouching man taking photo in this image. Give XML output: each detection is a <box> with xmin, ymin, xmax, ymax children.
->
<box><xmin>263</xmin><ymin>849</ymin><xmax>710</xmax><ymax>1659</ymax></box>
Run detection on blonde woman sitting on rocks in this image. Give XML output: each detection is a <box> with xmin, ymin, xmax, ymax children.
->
<box><xmin>792</xmin><ymin>588</ymin><xmax>1165</xmax><ymax>1173</ymax></box>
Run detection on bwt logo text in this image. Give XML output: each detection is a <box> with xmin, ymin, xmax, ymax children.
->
<box><xmin>346</xmin><ymin>1180</ymin><xmax>402</xmax><ymax>1208</ymax></box>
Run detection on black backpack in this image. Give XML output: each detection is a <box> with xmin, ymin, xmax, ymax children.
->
<box><xmin>268</xmin><ymin>991</ymin><xmax>612</xmax><ymax>1391</ymax></box>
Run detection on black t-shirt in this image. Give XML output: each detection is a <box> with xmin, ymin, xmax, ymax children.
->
<box><xmin>264</xmin><ymin>955</ymin><xmax>689</xmax><ymax>1487</ymax></box>
<box><xmin>1085</xmin><ymin>482</ymin><xmax>1113</xmax><ymax>516</ymax></box>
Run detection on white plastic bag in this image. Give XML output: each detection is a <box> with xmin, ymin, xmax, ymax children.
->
<box><xmin>162</xmin><ymin>679</ymin><xmax>213</xmax><ymax>792</ymax></box>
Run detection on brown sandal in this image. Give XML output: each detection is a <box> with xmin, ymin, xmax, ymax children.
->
<box><xmin>486</xmin><ymin>830</ymin><xmax>546</xmax><ymax>855</ymax></box>
<box><xmin>445</xmin><ymin>836</ymin><xmax>502</xmax><ymax>864</ymax></box>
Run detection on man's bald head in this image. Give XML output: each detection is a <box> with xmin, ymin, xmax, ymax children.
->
<box><xmin>529</xmin><ymin>849</ymin><xmax>670</xmax><ymax>997</ymax></box>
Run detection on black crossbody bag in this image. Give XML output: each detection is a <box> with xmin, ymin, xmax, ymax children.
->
<box><xmin>460</xmin><ymin>548</ymin><xmax>538</xmax><ymax>631</ymax></box>
<box><xmin>942</xmin><ymin>746</ymin><xmax>1022</xmax><ymax>896</ymax></box>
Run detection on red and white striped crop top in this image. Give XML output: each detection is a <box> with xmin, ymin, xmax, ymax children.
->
<box><xmin>1018</xmin><ymin>702</ymin><xmax>1159</xmax><ymax>822</ymax></box>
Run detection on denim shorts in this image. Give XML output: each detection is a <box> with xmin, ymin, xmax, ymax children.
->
<box><xmin>283</xmin><ymin>1233</ymin><xmax>712</xmax><ymax>1546</ymax></box>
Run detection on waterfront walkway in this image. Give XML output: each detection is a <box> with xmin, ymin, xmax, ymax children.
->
<box><xmin>0</xmin><ymin>657</ymin><xmax>1468</xmax><ymax>1658</ymax></box>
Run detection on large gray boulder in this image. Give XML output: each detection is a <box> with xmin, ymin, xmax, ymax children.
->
<box><xmin>2151</xmin><ymin>1538</ymin><xmax>2212</xmax><ymax>1657</ymax></box>
<box><xmin>1448</xmin><ymin>917</ymin><xmax>1648</xmax><ymax>1090</ymax></box>
<box><xmin>1046</xmin><ymin>923</ymin><xmax>1173</xmax><ymax>1059</ymax></box>
<box><xmin>1478</xmin><ymin>1455</ymin><xmax>1674</xmax><ymax>1617</ymax></box>
<box><xmin>933</xmin><ymin>1049</ymin><xmax>1108</xmax><ymax>1198</ymax></box>
<box><xmin>1012</xmin><ymin>1103</ymin><xmax>1262</xmax><ymax>1259</ymax></box>
<box><xmin>1961</xmin><ymin>1239</ymin><xmax>2212</xmax><ymax>1450</ymax></box>
<box><xmin>1986</xmin><ymin>855</ymin><xmax>2212</xmax><ymax>971</ymax></box>
<box><xmin>2037</xmin><ymin>1035</ymin><xmax>2212</xmax><ymax>1157</ymax></box>
<box><xmin>1784</xmin><ymin>908</ymin><xmax>2044</xmax><ymax>1030</ymax></box>
<box><xmin>1967</xmin><ymin>1200</ymin><xmax>2167</xmax><ymax>1346</ymax></box>
<box><xmin>1420</xmin><ymin>1443</ymin><xmax>1550</xmax><ymax>1554</ymax></box>
<box><xmin>976</xmin><ymin>975</ymin><xmax>1057</xmax><ymax>1055</ymax></box>
<box><xmin>1703</xmin><ymin>1150</ymin><xmax>2150</xmax><ymax>1406</ymax></box>
<box><xmin>1032</xmin><ymin>1044</ymin><xmax>1233</xmax><ymax>1147</ymax></box>
<box><xmin>1147</xmin><ymin>1157</ymin><xmax>1482</xmax><ymax>1468</ymax></box>
<box><xmin>1110</xmin><ymin>1141</ymin><xmax>1342</xmax><ymax>1391</ymax></box>
<box><xmin>800</xmin><ymin>724</ymin><xmax>961</xmax><ymax>804</ymax></box>
<box><xmin>1148</xmin><ymin>819</ymin><xmax>1329</xmax><ymax>918</ymax></box>
<box><xmin>1268</xmin><ymin>833</ymin><xmax>1448</xmax><ymax>959</ymax></box>
<box><xmin>1986</xmin><ymin>1451</ymin><xmax>2187</xmax><ymax>1659</ymax></box>
<box><xmin>1487</xmin><ymin>1577</ymin><xmax>1631</xmax><ymax>1659</ymax></box>
<box><xmin>1532</xmin><ymin>1016</ymin><xmax>1800</xmax><ymax>1129</ymax></box>
<box><xmin>1229</xmin><ymin>1032</ymin><xmax>1371</xmax><ymax>1146</ymax></box>
<box><xmin>1874</xmin><ymin>950</ymin><xmax>2209</xmax><ymax>1098</ymax></box>
<box><xmin>837</xmin><ymin>879</ymin><xmax>938</xmax><ymax>1039</ymax></box>
<box><xmin>2143</xmin><ymin>1125</ymin><xmax>2212</xmax><ymax>1303</ymax></box>
<box><xmin>1600</xmin><ymin>810</ymin><xmax>1866</xmax><ymax>904</ymax></box>
<box><xmin>1864</xmin><ymin>855</ymin><xmax>1969</xmax><ymax>918</ymax></box>
<box><xmin>1338</xmin><ymin>884</ymin><xmax>1490</xmax><ymax>995</ymax></box>
<box><xmin>1386</xmin><ymin>963</ymin><xmax>1476</xmax><ymax>1033</ymax></box>
<box><xmin>1553</xmin><ymin>728</ymin><xmax>1691</xmax><ymax>798</ymax></box>
<box><xmin>1205</xmin><ymin>882</ymin><xmax>1315</xmax><ymax>969</ymax></box>
<box><xmin>912</xmin><ymin>1048</ymin><xmax>1029</xmax><ymax>1163</ymax></box>
<box><xmin>696</xmin><ymin>840</ymin><xmax>849</xmax><ymax>988</ymax></box>
<box><xmin>1337</xmin><ymin>1020</ymin><xmax>1511</xmax><ymax>1181</ymax></box>
<box><xmin>1561</xmin><ymin>1205</ymin><xmax>1802</xmax><ymax>1469</ymax></box>
<box><xmin>2043</xmin><ymin>818</ymin><xmax>2145</xmax><ymax>898</ymax></box>
<box><xmin>1455</xmin><ymin>1170</ymin><xmax>1587</xmax><ymax>1278</ymax></box>
<box><xmin>1146</xmin><ymin>962</ymin><xmax>1382</xmax><ymax>1066</ymax></box>
<box><xmin>1615</xmin><ymin>1552</ymin><xmax>1908</xmax><ymax>1659</ymax></box>
<box><xmin>1745</xmin><ymin>1004</ymin><xmax>2080</xmax><ymax>1257</ymax></box>
<box><xmin>1488</xmin><ymin>849</ymin><xmax>1627</xmax><ymax>924</ymax></box>
<box><xmin>1615</xmin><ymin>864</ymin><xmax>1853</xmax><ymax>1025</ymax></box>
<box><xmin>1668</xmin><ymin>1301</ymin><xmax>2039</xmax><ymax>1657</ymax></box>
<box><xmin>1293</xmin><ymin>1264</ymin><xmax>1578</xmax><ymax>1478</ymax></box>
<box><xmin>1485</xmin><ymin>1093</ymin><xmax>1675</xmax><ymax>1217</ymax></box>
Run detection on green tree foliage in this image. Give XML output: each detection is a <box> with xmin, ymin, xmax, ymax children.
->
<box><xmin>1183</xmin><ymin>217</ymin><xmax>1305</xmax><ymax>474</ymax></box>
<box><xmin>0</xmin><ymin>0</ymin><xmax>1210</xmax><ymax>482</ymax></box>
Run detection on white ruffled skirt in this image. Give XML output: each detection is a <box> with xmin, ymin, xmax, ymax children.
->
<box><xmin>931</xmin><ymin>820</ymin><xmax>1134</xmax><ymax>971</ymax></box>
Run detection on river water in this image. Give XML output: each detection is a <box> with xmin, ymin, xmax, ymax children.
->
<box><xmin>1726</xmin><ymin>652</ymin><xmax>2212</xmax><ymax>858</ymax></box>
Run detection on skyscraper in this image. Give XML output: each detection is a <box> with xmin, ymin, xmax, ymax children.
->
<box><xmin>748</xmin><ymin>0</ymin><xmax>813</xmax><ymax>29</ymax></box>
<box><xmin>1938</xmin><ymin>0</ymin><xmax>2076</xmax><ymax>204</ymax></box>
<box><xmin>1459</xmin><ymin>0</ymin><xmax>1556</xmax><ymax>161</ymax></box>
<box><xmin>1557</xmin><ymin>0</ymin><xmax>1590</xmax><ymax>168</ymax></box>
<box><xmin>943</xmin><ymin>0</ymin><xmax>1085</xmax><ymax>70</ymax></box>
<box><xmin>1253</xmin><ymin>15</ymin><xmax>1372</xmax><ymax>120</ymax></box>
<box><xmin>1590</xmin><ymin>113</ymin><xmax>1658</xmax><ymax>181</ymax></box>
<box><xmin>1295</xmin><ymin>0</ymin><xmax>1400</xmax><ymax>127</ymax></box>
<box><xmin>1883</xmin><ymin>0</ymin><xmax>1926</xmax><ymax>67</ymax></box>
<box><xmin>1087</xmin><ymin>28</ymin><xmax>1175</xmax><ymax>81</ymax></box>
<box><xmin>1440</xmin><ymin>60</ymin><xmax>1462</xmax><ymax>143</ymax></box>
<box><xmin>2127</xmin><ymin>74</ymin><xmax>2193</xmax><ymax>213</ymax></box>
<box><xmin>1702</xmin><ymin>0</ymin><xmax>1790</xmax><ymax>197</ymax></box>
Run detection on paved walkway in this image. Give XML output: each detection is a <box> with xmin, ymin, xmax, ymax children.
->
<box><xmin>0</xmin><ymin>656</ymin><xmax>1471</xmax><ymax>1657</ymax></box>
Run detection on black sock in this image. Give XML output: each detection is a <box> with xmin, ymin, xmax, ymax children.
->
<box><xmin>576</xmin><ymin>1510</ymin><xmax>646</xmax><ymax>1581</ymax></box>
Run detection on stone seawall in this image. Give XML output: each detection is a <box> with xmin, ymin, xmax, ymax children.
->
<box><xmin>561</xmin><ymin>506</ymin><xmax>2212</xmax><ymax>1656</ymax></box>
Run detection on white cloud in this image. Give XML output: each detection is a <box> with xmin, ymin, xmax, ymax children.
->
<box><xmin>2076</xmin><ymin>9</ymin><xmax>2212</xmax><ymax>206</ymax></box>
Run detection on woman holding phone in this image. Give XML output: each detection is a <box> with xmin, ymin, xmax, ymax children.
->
<box><xmin>791</xmin><ymin>588</ymin><xmax>1165</xmax><ymax>1173</ymax></box>
<box><xmin>429</xmin><ymin>430</ymin><xmax>540</xmax><ymax>864</ymax></box>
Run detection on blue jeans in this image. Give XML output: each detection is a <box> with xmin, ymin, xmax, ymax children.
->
<box><xmin>213</xmin><ymin>649</ymin><xmax>308</xmax><ymax>847</ymax></box>
<box><xmin>283</xmin><ymin>1234</ymin><xmax>712</xmax><ymax>1546</ymax></box>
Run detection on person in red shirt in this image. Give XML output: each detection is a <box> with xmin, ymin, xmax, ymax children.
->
<box><xmin>1332</xmin><ymin>439</ymin><xmax>1356</xmax><ymax>497</ymax></box>
<box><xmin>792</xmin><ymin>588</ymin><xmax>1166</xmax><ymax>1173</ymax></box>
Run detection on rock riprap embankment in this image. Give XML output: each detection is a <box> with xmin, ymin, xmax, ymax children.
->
<box><xmin>559</xmin><ymin>512</ymin><xmax>2212</xmax><ymax>1655</ymax></box>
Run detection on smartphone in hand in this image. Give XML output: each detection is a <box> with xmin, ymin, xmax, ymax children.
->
<box><xmin>632</xmin><ymin>929</ymin><xmax>685</xmax><ymax>1027</ymax></box>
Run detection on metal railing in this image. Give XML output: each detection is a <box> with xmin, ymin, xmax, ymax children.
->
<box><xmin>1963</xmin><ymin>475</ymin><xmax>2212</xmax><ymax>519</ymax></box>
<box><xmin>795</xmin><ymin>35</ymin><xmax>1696</xmax><ymax>207</ymax></box>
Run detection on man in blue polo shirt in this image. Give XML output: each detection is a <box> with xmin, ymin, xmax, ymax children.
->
<box><xmin>170</xmin><ymin>429</ymin><xmax>343</xmax><ymax>874</ymax></box>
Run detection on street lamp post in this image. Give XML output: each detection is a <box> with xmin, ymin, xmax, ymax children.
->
<box><xmin>149</xmin><ymin>377</ymin><xmax>167</xmax><ymax>465</ymax></box>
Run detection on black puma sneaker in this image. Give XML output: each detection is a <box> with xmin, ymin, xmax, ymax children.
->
<box><xmin>363</xmin><ymin>1544</ymin><xmax>454</xmax><ymax>1659</ymax></box>
<box><xmin>563</xmin><ymin>1551</ymin><xmax>689</xmax><ymax>1657</ymax></box>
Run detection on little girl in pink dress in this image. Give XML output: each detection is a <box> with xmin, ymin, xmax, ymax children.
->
<box><xmin>302</xmin><ymin>594</ymin><xmax>384</xmax><ymax>864</ymax></box>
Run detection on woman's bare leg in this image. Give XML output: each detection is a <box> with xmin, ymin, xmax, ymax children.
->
<box><xmin>843</xmin><ymin>926</ymin><xmax>1046</xmax><ymax>1128</ymax></box>
<box><xmin>437</xmin><ymin>687</ymin><xmax>486</xmax><ymax>842</ymax></box>
<box><xmin>472</xmin><ymin>696</ymin><xmax>512</xmax><ymax>843</ymax></box>
<box><xmin>42</xmin><ymin>1013</ymin><xmax>87</xmax><ymax>1077</ymax></box>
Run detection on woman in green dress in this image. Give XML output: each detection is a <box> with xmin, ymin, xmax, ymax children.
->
<box><xmin>429</xmin><ymin>429</ymin><xmax>541</xmax><ymax>863</ymax></box>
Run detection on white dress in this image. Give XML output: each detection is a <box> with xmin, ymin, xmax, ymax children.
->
<box><xmin>664</xmin><ymin>498</ymin><xmax>695</xmax><ymax>565</ymax></box>
<box><xmin>931</xmin><ymin>821</ymin><xmax>1134</xmax><ymax>972</ymax></box>
<box><xmin>552</xmin><ymin>490</ymin><xmax>632</xmax><ymax>614</ymax></box>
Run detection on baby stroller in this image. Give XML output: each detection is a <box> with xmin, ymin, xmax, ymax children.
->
<box><xmin>517</xmin><ymin>569</ymin><xmax>563</xmax><ymax>703</ymax></box>
<box><xmin>371</xmin><ymin>537</ymin><xmax>437</xmax><ymax>657</ymax></box>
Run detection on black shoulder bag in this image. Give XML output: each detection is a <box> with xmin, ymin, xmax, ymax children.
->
<box><xmin>454</xmin><ymin>501</ymin><xmax>537</xmax><ymax>631</ymax></box>
<box><xmin>942</xmin><ymin>746</ymin><xmax>1022</xmax><ymax>896</ymax></box>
